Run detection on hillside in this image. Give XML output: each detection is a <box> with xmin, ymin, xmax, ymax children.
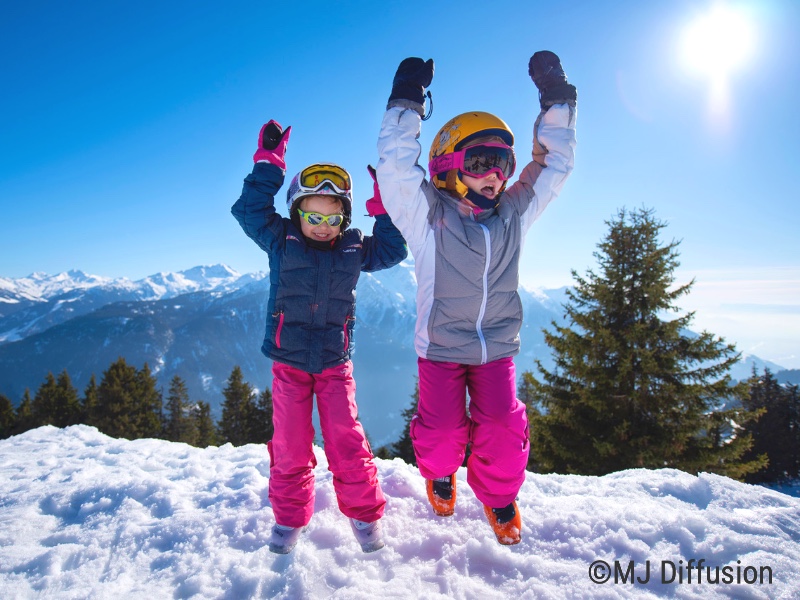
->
<box><xmin>1</xmin><ymin>425</ymin><xmax>798</xmax><ymax>598</ymax></box>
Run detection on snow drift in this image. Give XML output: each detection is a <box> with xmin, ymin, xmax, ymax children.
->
<box><xmin>1</xmin><ymin>426</ymin><xmax>798</xmax><ymax>599</ymax></box>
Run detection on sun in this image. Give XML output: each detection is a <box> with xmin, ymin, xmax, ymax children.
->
<box><xmin>679</xmin><ymin>2</ymin><xmax>757</xmax><ymax>127</ymax></box>
<box><xmin>680</xmin><ymin>3</ymin><xmax>755</xmax><ymax>79</ymax></box>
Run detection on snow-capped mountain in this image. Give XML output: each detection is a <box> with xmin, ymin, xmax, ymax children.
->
<box><xmin>0</xmin><ymin>265</ymin><xmax>249</xmax><ymax>343</ymax></box>
<box><xmin>0</xmin><ymin>262</ymin><xmax>563</xmax><ymax>445</ymax></box>
<box><xmin>0</xmin><ymin>264</ymin><xmax>788</xmax><ymax>446</ymax></box>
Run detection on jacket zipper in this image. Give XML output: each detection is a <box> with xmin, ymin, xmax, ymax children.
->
<box><xmin>476</xmin><ymin>223</ymin><xmax>491</xmax><ymax>364</ymax></box>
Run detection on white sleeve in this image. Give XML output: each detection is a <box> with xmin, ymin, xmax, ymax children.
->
<box><xmin>375</xmin><ymin>107</ymin><xmax>433</xmax><ymax>256</ymax></box>
<box><xmin>505</xmin><ymin>102</ymin><xmax>577</xmax><ymax>236</ymax></box>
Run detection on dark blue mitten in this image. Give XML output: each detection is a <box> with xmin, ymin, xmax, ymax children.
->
<box><xmin>388</xmin><ymin>57</ymin><xmax>434</xmax><ymax>111</ymax></box>
<box><xmin>528</xmin><ymin>51</ymin><xmax>577</xmax><ymax>109</ymax></box>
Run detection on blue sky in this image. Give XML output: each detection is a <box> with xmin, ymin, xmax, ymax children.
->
<box><xmin>1</xmin><ymin>0</ymin><xmax>799</xmax><ymax>367</ymax></box>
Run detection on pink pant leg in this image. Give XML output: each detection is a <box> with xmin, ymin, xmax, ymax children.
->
<box><xmin>466</xmin><ymin>357</ymin><xmax>530</xmax><ymax>507</ymax></box>
<box><xmin>412</xmin><ymin>358</ymin><xmax>471</xmax><ymax>479</ymax></box>
<box><xmin>268</xmin><ymin>362</ymin><xmax>317</xmax><ymax>528</ymax></box>
<box><xmin>315</xmin><ymin>361</ymin><xmax>386</xmax><ymax>523</ymax></box>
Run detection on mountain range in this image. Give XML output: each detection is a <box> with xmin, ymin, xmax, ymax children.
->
<box><xmin>0</xmin><ymin>264</ymin><xmax>788</xmax><ymax>446</ymax></box>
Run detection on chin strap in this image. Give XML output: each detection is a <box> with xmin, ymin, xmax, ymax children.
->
<box><xmin>465</xmin><ymin>188</ymin><xmax>499</xmax><ymax>210</ymax></box>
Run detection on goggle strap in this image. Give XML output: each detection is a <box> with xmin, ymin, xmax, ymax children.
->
<box><xmin>428</xmin><ymin>154</ymin><xmax>458</xmax><ymax>177</ymax></box>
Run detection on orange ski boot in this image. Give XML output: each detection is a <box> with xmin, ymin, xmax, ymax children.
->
<box><xmin>483</xmin><ymin>500</ymin><xmax>522</xmax><ymax>545</ymax></box>
<box><xmin>426</xmin><ymin>475</ymin><xmax>456</xmax><ymax>517</ymax></box>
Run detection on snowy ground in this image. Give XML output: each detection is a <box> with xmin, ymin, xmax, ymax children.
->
<box><xmin>1</xmin><ymin>426</ymin><xmax>798</xmax><ymax>599</ymax></box>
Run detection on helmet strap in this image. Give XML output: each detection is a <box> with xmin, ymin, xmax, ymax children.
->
<box><xmin>465</xmin><ymin>188</ymin><xmax>499</xmax><ymax>210</ymax></box>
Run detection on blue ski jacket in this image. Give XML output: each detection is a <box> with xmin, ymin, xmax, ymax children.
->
<box><xmin>232</xmin><ymin>162</ymin><xmax>408</xmax><ymax>374</ymax></box>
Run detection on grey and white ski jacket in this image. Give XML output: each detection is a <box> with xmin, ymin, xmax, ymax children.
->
<box><xmin>376</xmin><ymin>103</ymin><xmax>577</xmax><ymax>365</ymax></box>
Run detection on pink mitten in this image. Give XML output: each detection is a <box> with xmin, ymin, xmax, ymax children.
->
<box><xmin>365</xmin><ymin>165</ymin><xmax>387</xmax><ymax>216</ymax></box>
<box><xmin>253</xmin><ymin>120</ymin><xmax>292</xmax><ymax>169</ymax></box>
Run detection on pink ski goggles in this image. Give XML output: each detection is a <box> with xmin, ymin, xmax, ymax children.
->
<box><xmin>429</xmin><ymin>142</ymin><xmax>516</xmax><ymax>181</ymax></box>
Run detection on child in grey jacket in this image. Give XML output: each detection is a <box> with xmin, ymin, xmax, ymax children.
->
<box><xmin>375</xmin><ymin>52</ymin><xmax>577</xmax><ymax>545</ymax></box>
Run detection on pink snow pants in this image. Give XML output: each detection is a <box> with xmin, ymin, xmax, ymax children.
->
<box><xmin>412</xmin><ymin>356</ymin><xmax>529</xmax><ymax>508</ymax></box>
<box><xmin>268</xmin><ymin>361</ymin><xmax>386</xmax><ymax>528</ymax></box>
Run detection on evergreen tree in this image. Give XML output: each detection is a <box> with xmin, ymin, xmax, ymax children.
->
<box><xmin>32</xmin><ymin>370</ymin><xmax>81</xmax><ymax>428</ymax></box>
<box><xmin>95</xmin><ymin>358</ymin><xmax>139</xmax><ymax>438</ymax></box>
<box><xmin>135</xmin><ymin>363</ymin><xmax>163</xmax><ymax>439</ymax></box>
<box><xmin>12</xmin><ymin>389</ymin><xmax>35</xmax><ymax>436</ymax></box>
<box><xmin>219</xmin><ymin>366</ymin><xmax>257</xmax><ymax>446</ymax></box>
<box><xmin>82</xmin><ymin>374</ymin><xmax>99</xmax><ymax>425</ymax></box>
<box><xmin>94</xmin><ymin>358</ymin><xmax>163</xmax><ymax>439</ymax></box>
<box><xmin>249</xmin><ymin>386</ymin><xmax>275</xmax><ymax>444</ymax></box>
<box><xmin>191</xmin><ymin>401</ymin><xmax>218</xmax><ymax>447</ymax></box>
<box><xmin>56</xmin><ymin>370</ymin><xmax>82</xmax><ymax>427</ymax></box>
<box><xmin>384</xmin><ymin>379</ymin><xmax>419</xmax><ymax>465</ymax></box>
<box><xmin>0</xmin><ymin>393</ymin><xmax>15</xmax><ymax>439</ymax></box>
<box><xmin>526</xmin><ymin>207</ymin><xmax>764</xmax><ymax>479</ymax></box>
<box><xmin>741</xmin><ymin>369</ymin><xmax>800</xmax><ymax>483</ymax></box>
<box><xmin>164</xmin><ymin>375</ymin><xmax>196</xmax><ymax>444</ymax></box>
<box><xmin>31</xmin><ymin>372</ymin><xmax>58</xmax><ymax>428</ymax></box>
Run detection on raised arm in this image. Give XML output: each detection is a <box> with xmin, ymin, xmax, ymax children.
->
<box><xmin>505</xmin><ymin>51</ymin><xmax>578</xmax><ymax>233</ymax></box>
<box><xmin>361</xmin><ymin>165</ymin><xmax>408</xmax><ymax>272</ymax></box>
<box><xmin>375</xmin><ymin>57</ymin><xmax>436</xmax><ymax>255</ymax></box>
<box><xmin>231</xmin><ymin>120</ymin><xmax>292</xmax><ymax>254</ymax></box>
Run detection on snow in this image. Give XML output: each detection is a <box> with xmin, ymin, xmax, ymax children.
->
<box><xmin>1</xmin><ymin>427</ymin><xmax>798</xmax><ymax>599</ymax></box>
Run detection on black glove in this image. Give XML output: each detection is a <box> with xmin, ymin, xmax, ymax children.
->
<box><xmin>388</xmin><ymin>57</ymin><xmax>434</xmax><ymax>107</ymax></box>
<box><xmin>528</xmin><ymin>51</ymin><xmax>577</xmax><ymax>109</ymax></box>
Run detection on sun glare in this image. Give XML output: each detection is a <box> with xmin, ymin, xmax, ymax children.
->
<box><xmin>679</xmin><ymin>3</ymin><xmax>756</xmax><ymax>128</ymax></box>
<box><xmin>680</xmin><ymin>3</ymin><xmax>755</xmax><ymax>78</ymax></box>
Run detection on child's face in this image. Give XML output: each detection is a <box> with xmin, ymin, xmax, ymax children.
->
<box><xmin>459</xmin><ymin>134</ymin><xmax>509</xmax><ymax>202</ymax></box>
<box><xmin>297</xmin><ymin>195</ymin><xmax>344</xmax><ymax>242</ymax></box>
<box><xmin>461</xmin><ymin>172</ymin><xmax>503</xmax><ymax>201</ymax></box>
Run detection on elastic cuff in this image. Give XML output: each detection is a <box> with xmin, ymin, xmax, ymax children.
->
<box><xmin>387</xmin><ymin>99</ymin><xmax>425</xmax><ymax>117</ymax></box>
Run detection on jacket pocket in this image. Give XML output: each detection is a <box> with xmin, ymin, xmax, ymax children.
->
<box><xmin>273</xmin><ymin>310</ymin><xmax>285</xmax><ymax>349</ymax></box>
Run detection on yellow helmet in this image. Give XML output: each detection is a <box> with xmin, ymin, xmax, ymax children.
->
<box><xmin>428</xmin><ymin>111</ymin><xmax>515</xmax><ymax>196</ymax></box>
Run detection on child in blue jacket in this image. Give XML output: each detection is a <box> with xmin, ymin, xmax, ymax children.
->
<box><xmin>232</xmin><ymin>120</ymin><xmax>407</xmax><ymax>554</ymax></box>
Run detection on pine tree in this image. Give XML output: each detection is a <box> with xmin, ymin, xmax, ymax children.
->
<box><xmin>741</xmin><ymin>369</ymin><xmax>800</xmax><ymax>483</ymax></box>
<box><xmin>219</xmin><ymin>366</ymin><xmax>257</xmax><ymax>446</ymax></box>
<box><xmin>191</xmin><ymin>401</ymin><xmax>218</xmax><ymax>447</ymax></box>
<box><xmin>95</xmin><ymin>358</ymin><xmax>139</xmax><ymax>439</ymax></box>
<box><xmin>12</xmin><ymin>389</ymin><xmax>35</xmax><ymax>436</ymax></box>
<box><xmin>56</xmin><ymin>370</ymin><xmax>82</xmax><ymax>427</ymax></box>
<box><xmin>384</xmin><ymin>379</ymin><xmax>419</xmax><ymax>465</ymax></box>
<box><xmin>526</xmin><ymin>207</ymin><xmax>764</xmax><ymax>479</ymax></box>
<box><xmin>134</xmin><ymin>363</ymin><xmax>163</xmax><ymax>439</ymax></box>
<box><xmin>31</xmin><ymin>372</ymin><xmax>59</xmax><ymax>428</ymax></box>
<box><xmin>82</xmin><ymin>374</ymin><xmax>99</xmax><ymax>425</ymax></box>
<box><xmin>164</xmin><ymin>375</ymin><xmax>196</xmax><ymax>444</ymax></box>
<box><xmin>93</xmin><ymin>359</ymin><xmax>164</xmax><ymax>440</ymax></box>
<box><xmin>248</xmin><ymin>387</ymin><xmax>274</xmax><ymax>444</ymax></box>
<box><xmin>92</xmin><ymin>357</ymin><xmax>136</xmax><ymax>439</ymax></box>
<box><xmin>32</xmin><ymin>370</ymin><xmax>81</xmax><ymax>428</ymax></box>
<box><xmin>0</xmin><ymin>393</ymin><xmax>15</xmax><ymax>439</ymax></box>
